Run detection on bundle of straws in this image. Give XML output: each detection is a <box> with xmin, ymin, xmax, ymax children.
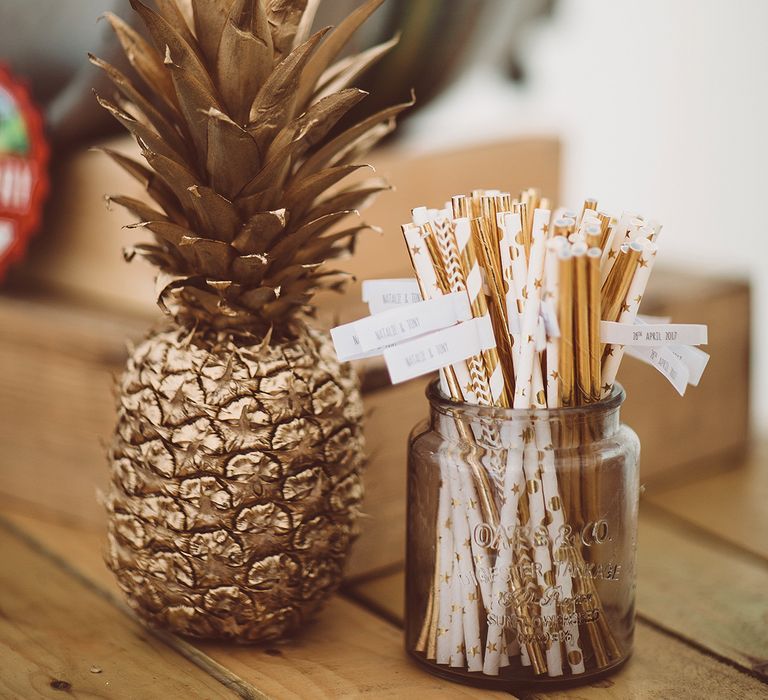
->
<box><xmin>402</xmin><ymin>189</ymin><xmax>660</xmax><ymax>677</ymax></box>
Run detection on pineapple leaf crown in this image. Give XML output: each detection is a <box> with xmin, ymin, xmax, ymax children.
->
<box><xmin>94</xmin><ymin>0</ymin><xmax>409</xmax><ymax>330</ymax></box>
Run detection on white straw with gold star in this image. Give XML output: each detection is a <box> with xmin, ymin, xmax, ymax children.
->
<box><xmin>447</xmin><ymin>463</ymin><xmax>484</xmax><ymax>672</ymax></box>
<box><xmin>601</xmin><ymin>238</ymin><xmax>658</xmax><ymax>397</ymax></box>
<box><xmin>482</xmin><ymin>430</ymin><xmax>527</xmax><ymax>675</ymax></box>
<box><xmin>512</xmin><ymin>210</ymin><xmax>549</xmax><ymax>409</ymax></box>
<box><xmin>544</xmin><ymin>237</ymin><xmax>565</xmax><ymax>406</ymax></box>
<box><xmin>435</xmin><ymin>458</ymin><xmax>455</xmax><ymax>665</ymax></box>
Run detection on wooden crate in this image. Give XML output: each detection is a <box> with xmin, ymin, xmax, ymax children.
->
<box><xmin>20</xmin><ymin>136</ymin><xmax>561</xmax><ymax>321</ymax></box>
<box><xmin>0</xmin><ymin>137</ymin><xmax>750</xmax><ymax>579</ymax></box>
<box><xmin>0</xmin><ymin>269</ymin><xmax>749</xmax><ymax>578</ymax></box>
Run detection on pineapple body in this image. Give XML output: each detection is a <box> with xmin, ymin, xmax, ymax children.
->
<box><xmin>106</xmin><ymin>322</ymin><xmax>364</xmax><ymax>642</ymax></box>
<box><xmin>95</xmin><ymin>0</ymin><xmax>407</xmax><ymax>641</ymax></box>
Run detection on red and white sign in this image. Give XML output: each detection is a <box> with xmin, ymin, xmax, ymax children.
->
<box><xmin>0</xmin><ymin>65</ymin><xmax>48</xmax><ymax>280</ymax></box>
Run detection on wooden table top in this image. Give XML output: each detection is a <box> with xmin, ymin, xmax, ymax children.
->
<box><xmin>2</xmin><ymin>429</ymin><xmax>767</xmax><ymax>698</ymax></box>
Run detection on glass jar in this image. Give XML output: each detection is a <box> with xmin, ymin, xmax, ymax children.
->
<box><xmin>406</xmin><ymin>380</ymin><xmax>640</xmax><ymax>690</ymax></box>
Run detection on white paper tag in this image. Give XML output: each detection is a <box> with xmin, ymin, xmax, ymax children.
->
<box><xmin>600</xmin><ymin>321</ymin><xmax>708</xmax><ymax>346</ymax></box>
<box><xmin>667</xmin><ymin>344</ymin><xmax>710</xmax><ymax>386</ymax></box>
<box><xmin>354</xmin><ymin>291</ymin><xmax>471</xmax><ymax>351</ymax></box>
<box><xmin>331</xmin><ymin>323</ymin><xmax>401</xmax><ymax>361</ymax></box>
<box><xmin>384</xmin><ymin>316</ymin><xmax>496</xmax><ymax>384</ymax></box>
<box><xmin>625</xmin><ymin>345</ymin><xmax>690</xmax><ymax>395</ymax></box>
<box><xmin>330</xmin><ymin>321</ymin><xmax>365</xmax><ymax>361</ymax></box>
<box><xmin>362</xmin><ymin>278</ymin><xmax>422</xmax><ymax>314</ymax></box>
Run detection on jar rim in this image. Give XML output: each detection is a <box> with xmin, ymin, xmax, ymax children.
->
<box><xmin>425</xmin><ymin>378</ymin><xmax>626</xmax><ymax>418</ymax></box>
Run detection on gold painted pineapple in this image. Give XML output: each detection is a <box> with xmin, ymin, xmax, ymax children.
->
<box><xmin>95</xmin><ymin>0</ymin><xmax>407</xmax><ymax>641</ymax></box>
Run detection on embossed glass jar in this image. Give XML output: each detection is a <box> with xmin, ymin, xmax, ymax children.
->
<box><xmin>406</xmin><ymin>380</ymin><xmax>640</xmax><ymax>690</ymax></box>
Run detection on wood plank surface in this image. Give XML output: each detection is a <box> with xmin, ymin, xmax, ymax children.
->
<box><xmin>0</xmin><ymin>339</ymin><xmax>111</xmax><ymax>526</ymax></box>
<box><xmin>196</xmin><ymin>598</ymin><xmax>511</xmax><ymax>700</ymax></box>
<box><xmin>528</xmin><ymin>623</ymin><xmax>768</xmax><ymax>700</ymax></box>
<box><xmin>349</xmin><ymin>570</ymin><xmax>768</xmax><ymax>700</ymax></box>
<box><xmin>0</xmin><ymin>524</ymin><xmax>237</xmax><ymax>700</ymax></box>
<box><xmin>1</xmin><ymin>502</ymin><xmax>509</xmax><ymax>699</ymax></box>
<box><xmin>347</xmin><ymin>570</ymin><xmax>404</xmax><ymax>624</ymax></box>
<box><xmin>349</xmin><ymin>505</ymin><xmax>768</xmax><ymax>680</ymax></box>
<box><xmin>643</xmin><ymin>441</ymin><xmax>768</xmax><ymax>561</ymax></box>
<box><xmin>637</xmin><ymin>510</ymin><xmax>768</xmax><ymax>680</ymax></box>
<box><xmin>1</xmin><ymin>502</ymin><xmax>114</xmax><ymax>592</ymax></box>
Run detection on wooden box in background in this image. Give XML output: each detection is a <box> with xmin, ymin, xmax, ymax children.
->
<box><xmin>347</xmin><ymin>270</ymin><xmax>750</xmax><ymax>576</ymax></box>
<box><xmin>621</xmin><ymin>271</ymin><xmax>749</xmax><ymax>482</ymax></box>
<box><xmin>0</xmin><ymin>137</ymin><xmax>750</xmax><ymax>580</ymax></box>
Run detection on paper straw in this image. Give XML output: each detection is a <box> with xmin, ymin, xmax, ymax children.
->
<box><xmin>647</xmin><ymin>220</ymin><xmax>663</xmax><ymax>241</ymax></box>
<box><xmin>527</xmin><ymin>187</ymin><xmax>541</xmax><ymax>212</ymax></box>
<box><xmin>535</xmin><ymin>423</ymin><xmax>586</xmax><ymax>675</ymax></box>
<box><xmin>414</xmin><ymin>586</ymin><xmax>434</xmax><ymax>653</ymax></box>
<box><xmin>454</xmin><ymin>217</ymin><xmax>507</xmax><ymax>407</ymax></box>
<box><xmin>513</xmin><ymin>210</ymin><xmax>549</xmax><ymax>408</ymax></box>
<box><xmin>600</xmin><ymin>212</ymin><xmax>636</xmax><ymax>285</ymax></box>
<box><xmin>506</xmin><ymin>209</ymin><xmax>561</xmax><ymax>672</ymax></box>
<box><xmin>529</xmin><ymin>211</ymin><xmax>553</xmax><ymax>411</ymax></box>
<box><xmin>544</xmin><ymin>237</ymin><xmax>565</xmax><ymax>407</ymax></box>
<box><xmin>553</xmin><ymin>218</ymin><xmax>574</xmax><ymax>238</ymax></box>
<box><xmin>506</xmin><ymin>210</ymin><xmax>529</xmax><ymax>323</ymax></box>
<box><xmin>474</xmin><ymin>217</ymin><xmax>516</xmax><ymax>392</ymax></box>
<box><xmin>482</xmin><ymin>436</ymin><xmax>528</xmax><ymax>675</ymax></box>
<box><xmin>479</xmin><ymin>196</ymin><xmax>504</xmax><ymax>275</ymax></box>
<box><xmin>601</xmin><ymin>240</ymin><xmax>643</xmax><ymax>325</ymax></box>
<box><xmin>519</xmin><ymin>201</ymin><xmax>532</xmax><ymax>257</ymax></box>
<box><xmin>451</xmin><ymin>194</ymin><xmax>469</xmax><ymax>218</ymax></box>
<box><xmin>446</xmin><ymin>478</ymin><xmax>466</xmax><ymax>667</ymax></box>
<box><xmin>558</xmin><ymin>247</ymin><xmax>575</xmax><ymax>407</ymax></box>
<box><xmin>573</xmin><ymin>241</ymin><xmax>591</xmax><ymax>405</ymax></box>
<box><xmin>587</xmin><ymin>247</ymin><xmax>602</xmax><ymax>400</ymax></box>
<box><xmin>435</xmin><ymin>457</ymin><xmax>455</xmax><ymax>664</ymax></box>
<box><xmin>498</xmin><ymin>212</ymin><xmax>518</xmax><ymax>329</ymax></box>
<box><xmin>578</xmin><ymin>198</ymin><xmax>597</xmax><ymax>226</ymax></box>
<box><xmin>520</xmin><ymin>436</ymin><xmax>563</xmax><ymax>675</ymax></box>
<box><xmin>583</xmin><ymin>222</ymin><xmax>602</xmax><ymax>249</ymax></box>
<box><xmin>601</xmin><ymin>238</ymin><xmax>658</xmax><ymax>396</ymax></box>
<box><xmin>597</xmin><ymin>212</ymin><xmax>612</xmax><ymax>248</ymax></box>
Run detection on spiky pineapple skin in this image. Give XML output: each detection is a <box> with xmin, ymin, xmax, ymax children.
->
<box><xmin>106</xmin><ymin>322</ymin><xmax>365</xmax><ymax>642</ymax></box>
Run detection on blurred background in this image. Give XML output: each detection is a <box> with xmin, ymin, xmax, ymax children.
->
<box><xmin>402</xmin><ymin>0</ymin><xmax>768</xmax><ymax>427</ymax></box>
<box><xmin>0</xmin><ymin>0</ymin><xmax>763</xmax><ymax>473</ymax></box>
<box><xmin>1</xmin><ymin>0</ymin><xmax>764</xmax><ymax>427</ymax></box>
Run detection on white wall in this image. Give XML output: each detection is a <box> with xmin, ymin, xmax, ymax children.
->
<box><xmin>403</xmin><ymin>0</ymin><xmax>768</xmax><ymax>428</ymax></box>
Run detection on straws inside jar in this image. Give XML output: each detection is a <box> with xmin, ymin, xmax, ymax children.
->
<box><xmin>401</xmin><ymin>190</ymin><xmax>660</xmax><ymax>678</ymax></box>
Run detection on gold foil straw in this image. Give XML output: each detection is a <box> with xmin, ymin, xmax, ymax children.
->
<box><xmin>572</xmin><ymin>242</ymin><xmax>591</xmax><ymax>405</ymax></box>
